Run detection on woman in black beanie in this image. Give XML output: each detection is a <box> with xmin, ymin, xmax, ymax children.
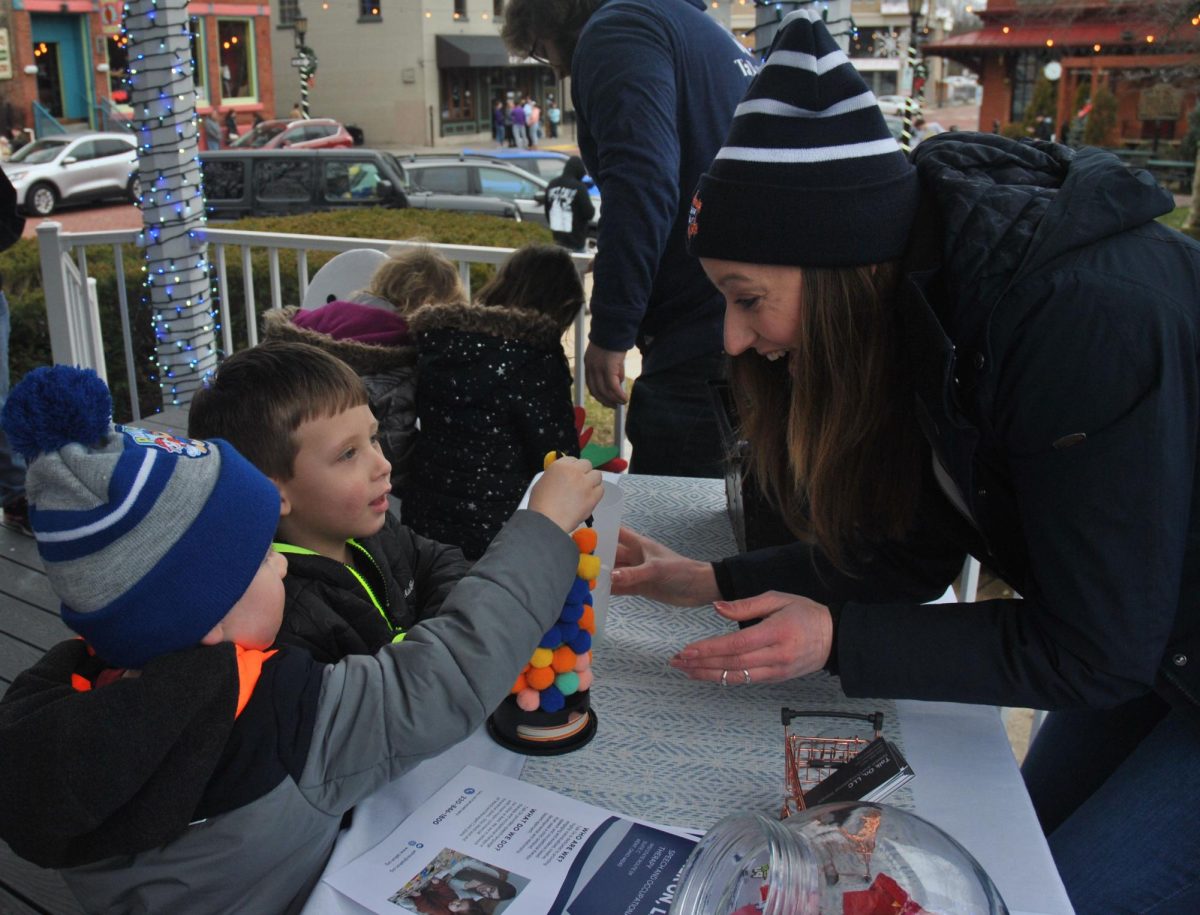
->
<box><xmin>612</xmin><ymin>8</ymin><xmax>1200</xmax><ymax>912</ymax></box>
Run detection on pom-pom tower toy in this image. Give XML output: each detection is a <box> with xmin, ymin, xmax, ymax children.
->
<box><xmin>488</xmin><ymin>453</ymin><xmax>604</xmax><ymax>754</ymax></box>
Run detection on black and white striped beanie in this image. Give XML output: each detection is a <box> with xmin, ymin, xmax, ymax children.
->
<box><xmin>687</xmin><ymin>8</ymin><xmax>919</xmax><ymax>267</ymax></box>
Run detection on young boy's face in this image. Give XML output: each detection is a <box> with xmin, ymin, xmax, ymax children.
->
<box><xmin>275</xmin><ymin>404</ymin><xmax>392</xmax><ymax>560</ymax></box>
<box><xmin>202</xmin><ymin>549</ymin><xmax>288</xmax><ymax>650</ymax></box>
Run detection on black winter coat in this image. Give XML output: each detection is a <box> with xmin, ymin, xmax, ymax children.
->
<box><xmin>716</xmin><ymin>134</ymin><xmax>1200</xmax><ymax>722</ymax></box>
<box><xmin>275</xmin><ymin>513</ymin><xmax>470</xmax><ymax>663</ymax></box>
<box><xmin>262</xmin><ymin>307</ymin><xmax>419</xmax><ymax>494</ymax></box>
<box><xmin>545</xmin><ymin>156</ymin><xmax>596</xmax><ymax>252</ymax></box>
<box><xmin>404</xmin><ymin>302</ymin><xmax>579</xmax><ymax>559</ymax></box>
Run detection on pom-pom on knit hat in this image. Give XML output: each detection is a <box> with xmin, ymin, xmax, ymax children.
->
<box><xmin>0</xmin><ymin>365</ymin><xmax>281</xmax><ymax>669</ymax></box>
<box><xmin>686</xmin><ymin>7</ymin><xmax>919</xmax><ymax>268</ymax></box>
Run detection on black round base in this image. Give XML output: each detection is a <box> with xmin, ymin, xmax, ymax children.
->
<box><xmin>487</xmin><ymin>692</ymin><xmax>598</xmax><ymax>756</ymax></box>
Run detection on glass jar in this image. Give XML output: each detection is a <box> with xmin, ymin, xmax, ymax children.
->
<box><xmin>669</xmin><ymin>803</ymin><xmax>1009</xmax><ymax>915</ymax></box>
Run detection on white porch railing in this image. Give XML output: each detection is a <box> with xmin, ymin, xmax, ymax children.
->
<box><xmin>35</xmin><ymin>220</ymin><xmax>625</xmax><ymax>455</ymax></box>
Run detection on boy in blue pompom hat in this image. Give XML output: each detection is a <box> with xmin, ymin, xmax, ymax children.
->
<box><xmin>0</xmin><ymin>364</ymin><xmax>603</xmax><ymax>912</ymax></box>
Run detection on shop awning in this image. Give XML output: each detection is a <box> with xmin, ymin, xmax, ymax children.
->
<box><xmin>436</xmin><ymin>35</ymin><xmax>519</xmax><ymax>69</ymax></box>
<box><xmin>925</xmin><ymin>19</ymin><xmax>1184</xmax><ymax>55</ymax></box>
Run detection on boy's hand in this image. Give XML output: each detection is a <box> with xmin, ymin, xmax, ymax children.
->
<box><xmin>528</xmin><ymin>457</ymin><xmax>603</xmax><ymax>533</ymax></box>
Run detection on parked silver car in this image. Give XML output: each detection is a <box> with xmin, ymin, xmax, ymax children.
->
<box><xmin>2</xmin><ymin>132</ymin><xmax>139</xmax><ymax>216</ymax></box>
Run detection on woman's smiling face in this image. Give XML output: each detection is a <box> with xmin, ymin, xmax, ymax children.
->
<box><xmin>701</xmin><ymin>258</ymin><xmax>805</xmax><ymax>361</ymax></box>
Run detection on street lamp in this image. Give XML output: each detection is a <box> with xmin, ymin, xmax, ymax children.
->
<box><xmin>901</xmin><ymin>0</ymin><xmax>925</xmax><ymax>152</ymax></box>
<box><xmin>294</xmin><ymin>14</ymin><xmax>310</xmax><ymax>118</ymax></box>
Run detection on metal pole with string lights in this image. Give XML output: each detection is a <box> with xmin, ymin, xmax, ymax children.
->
<box><xmin>900</xmin><ymin>0</ymin><xmax>925</xmax><ymax>153</ymax></box>
<box><xmin>123</xmin><ymin>0</ymin><xmax>217</xmax><ymax>408</ymax></box>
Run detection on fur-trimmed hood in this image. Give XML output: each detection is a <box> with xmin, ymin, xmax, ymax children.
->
<box><xmin>262</xmin><ymin>306</ymin><xmax>417</xmax><ymax>376</ymax></box>
<box><xmin>408</xmin><ymin>301</ymin><xmax>566</xmax><ymax>350</ymax></box>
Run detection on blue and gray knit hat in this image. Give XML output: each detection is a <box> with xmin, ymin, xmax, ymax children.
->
<box><xmin>687</xmin><ymin>8</ymin><xmax>919</xmax><ymax>267</ymax></box>
<box><xmin>0</xmin><ymin>365</ymin><xmax>280</xmax><ymax>668</ymax></box>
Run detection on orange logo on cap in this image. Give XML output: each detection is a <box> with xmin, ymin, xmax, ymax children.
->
<box><xmin>687</xmin><ymin>193</ymin><xmax>702</xmax><ymax>239</ymax></box>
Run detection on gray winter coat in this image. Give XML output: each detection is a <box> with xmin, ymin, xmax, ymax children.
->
<box><xmin>0</xmin><ymin>511</ymin><xmax>578</xmax><ymax>913</ymax></box>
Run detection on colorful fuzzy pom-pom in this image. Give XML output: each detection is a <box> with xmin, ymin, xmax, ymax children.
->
<box><xmin>539</xmin><ymin>625</ymin><xmax>563</xmax><ymax>648</ymax></box>
<box><xmin>569</xmin><ymin>630</ymin><xmax>592</xmax><ymax>654</ymax></box>
<box><xmin>556</xmin><ymin>671</ymin><xmax>580</xmax><ymax>696</ymax></box>
<box><xmin>558</xmin><ymin>621</ymin><xmax>580</xmax><ymax>643</ymax></box>
<box><xmin>512</xmin><ymin>672</ymin><xmax>528</xmax><ymax>694</ymax></box>
<box><xmin>559</xmin><ymin>602</ymin><xmax>584</xmax><ymax>623</ymax></box>
<box><xmin>526</xmin><ymin>666</ymin><xmax>555</xmax><ymax>690</ymax></box>
<box><xmin>577</xmin><ymin>669</ymin><xmax>594</xmax><ymax>691</ymax></box>
<box><xmin>579</xmin><ymin>604</ymin><xmax>595</xmax><ymax>632</ymax></box>
<box><xmin>574</xmin><ymin>651</ymin><xmax>591</xmax><ymax>672</ymax></box>
<box><xmin>577</xmin><ymin>553</ymin><xmax>601</xmax><ymax>581</ymax></box>
<box><xmin>529</xmin><ymin>647</ymin><xmax>553</xmax><ymax>668</ymax></box>
<box><xmin>567</xmin><ymin>578</ymin><xmax>591</xmax><ymax>605</ymax></box>
<box><xmin>517</xmin><ymin>688</ymin><xmax>541</xmax><ymax>712</ymax></box>
<box><xmin>572</xmin><ymin>528</ymin><xmax>598</xmax><ymax>554</ymax></box>
<box><xmin>551</xmin><ymin>645</ymin><xmax>577</xmax><ymax>673</ymax></box>
<box><xmin>539</xmin><ymin>685</ymin><xmax>566</xmax><ymax>713</ymax></box>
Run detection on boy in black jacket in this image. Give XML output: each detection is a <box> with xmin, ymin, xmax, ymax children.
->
<box><xmin>190</xmin><ymin>340</ymin><xmax>472</xmax><ymax>663</ymax></box>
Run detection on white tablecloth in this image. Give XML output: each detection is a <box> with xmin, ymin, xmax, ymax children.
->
<box><xmin>306</xmin><ymin>475</ymin><xmax>1073</xmax><ymax>915</ymax></box>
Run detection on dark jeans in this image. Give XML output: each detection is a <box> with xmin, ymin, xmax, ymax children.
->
<box><xmin>1021</xmin><ymin>693</ymin><xmax>1200</xmax><ymax>911</ymax></box>
<box><xmin>625</xmin><ymin>350</ymin><xmax>727</xmax><ymax>478</ymax></box>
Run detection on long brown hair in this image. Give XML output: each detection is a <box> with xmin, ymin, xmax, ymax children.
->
<box><xmin>476</xmin><ymin>243</ymin><xmax>585</xmax><ymax>332</ymax></box>
<box><xmin>730</xmin><ymin>261</ymin><xmax>923</xmax><ymax>569</ymax></box>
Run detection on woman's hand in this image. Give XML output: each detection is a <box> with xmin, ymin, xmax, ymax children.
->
<box><xmin>669</xmin><ymin>592</ymin><xmax>833</xmax><ymax>685</ymax></box>
<box><xmin>611</xmin><ymin>526</ymin><xmax>722</xmax><ymax>607</ymax></box>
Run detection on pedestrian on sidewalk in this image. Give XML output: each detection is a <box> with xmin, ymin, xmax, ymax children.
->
<box><xmin>492</xmin><ymin>99</ymin><xmax>506</xmax><ymax>147</ymax></box>
<box><xmin>545</xmin><ymin>155</ymin><xmax>595</xmax><ymax>252</ymax></box>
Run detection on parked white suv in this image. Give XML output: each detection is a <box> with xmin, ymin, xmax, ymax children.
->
<box><xmin>2</xmin><ymin>132</ymin><xmax>139</xmax><ymax>216</ymax></box>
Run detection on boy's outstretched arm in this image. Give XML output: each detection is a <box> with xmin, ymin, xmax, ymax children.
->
<box><xmin>297</xmin><ymin>458</ymin><xmax>603</xmax><ymax>810</ymax></box>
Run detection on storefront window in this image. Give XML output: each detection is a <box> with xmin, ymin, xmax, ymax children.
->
<box><xmin>217</xmin><ymin>18</ymin><xmax>257</xmax><ymax>102</ymax></box>
<box><xmin>443</xmin><ymin>71</ymin><xmax>474</xmax><ymax>122</ymax></box>
<box><xmin>106</xmin><ymin>35</ymin><xmax>129</xmax><ymax>105</ymax></box>
<box><xmin>453</xmin><ymin>0</ymin><xmax>467</xmax><ymax>20</ymax></box>
<box><xmin>191</xmin><ymin>17</ymin><xmax>207</xmax><ymax>105</ymax></box>
<box><xmin>1009</xmin><ymin>51</ymin><xmax>1048</xmax><ymax>124</ymax></box>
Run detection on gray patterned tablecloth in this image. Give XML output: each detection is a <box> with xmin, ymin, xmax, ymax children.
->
<box><xmin>522</xmin><ymin>475</ymin><xmax>912</xmax><ymax>832</ymax></box>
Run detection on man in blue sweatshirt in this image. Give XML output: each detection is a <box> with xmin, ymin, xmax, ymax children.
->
<box><xmin>502</xmin><ymin>0</ymin><xmax>757</xmax><ymax>477</ymax></box>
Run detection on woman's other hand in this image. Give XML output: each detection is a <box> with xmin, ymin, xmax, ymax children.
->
<box><xmin>611</xmin><ymin>526</ymin><xmax>721</xmax><ymax>606</ymax></box>
<box><xmin>669</xmin><ymin>592</ymin><xmax>833</xmax><ymax>684</ymax></box>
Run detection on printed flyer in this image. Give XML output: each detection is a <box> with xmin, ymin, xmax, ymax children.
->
<box><xmin>323</xmin><ymin>766</ymin><xmax>698</xmax><ymax>915</ymax></box>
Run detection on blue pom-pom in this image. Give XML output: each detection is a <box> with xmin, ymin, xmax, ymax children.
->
<box><xmin>559</xmin><ymin>601</ymin><xmax>584</xmax><ymax>623</ymax></box>
<box><xmin>539</xmin><ymin>685</ymin><xmax>565</xmax><ymax>713</ymax></box>
<box><xmin>558</xmin><ymin>622</ymin><xmax>580</xmax><ymax>642</ymax></box>
<box><xmin>1</xmin><ymin>366</ymin><xmax>112</xmax><ymax>462</ymax></box>
<box><xmin>567</xmin><ymin>578</ymin><xmax>590</xmax><ymax>604</ymax></box>
<box><xmin>539</xmin><ymin>625</ymin><xmax>563</xmax><ymax>649</ymax></box>
<box><xmin>569</xmin><ymin>630</ymin><xmax>592</xmax><ymax>654</ymax></box>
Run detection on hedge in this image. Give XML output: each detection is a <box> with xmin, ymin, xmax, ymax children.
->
<box><xmin>4</xmin><ymin>207</ymin><xmax>550</xmax><ymax>421</ymax></box>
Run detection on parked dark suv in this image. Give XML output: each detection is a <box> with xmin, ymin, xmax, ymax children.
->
<box><xmin>199</xmin><ymin>148</ymin><xmax>529</xmax><ymax>222</ymax></box>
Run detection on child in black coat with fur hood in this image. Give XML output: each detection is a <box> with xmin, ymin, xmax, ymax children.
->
<box><xmin>404</xmin><ymin>244</ymin><xmax>585</xmax><ymax>559</ymax></box>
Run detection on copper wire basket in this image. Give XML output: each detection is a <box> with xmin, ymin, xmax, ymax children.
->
<box><xmin>781</xmin><ymin>707</ymin><xmax>885</xmax><ymax>818</ymax></box>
